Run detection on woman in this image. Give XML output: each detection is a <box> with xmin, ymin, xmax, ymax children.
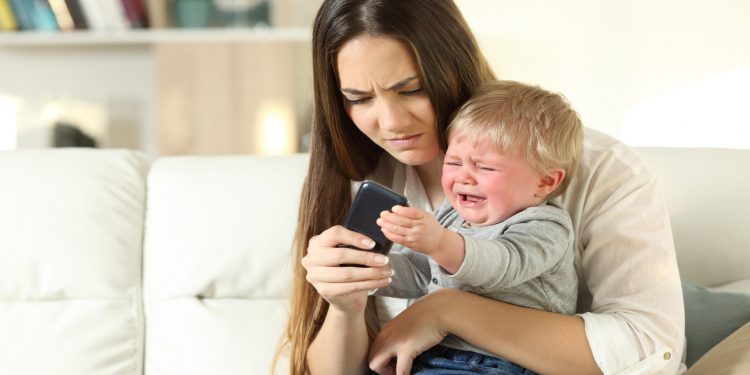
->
<box><xmin>280</xmin><ymin>1</ymin><xmax>684</xmax><ymax>374</ymax></box>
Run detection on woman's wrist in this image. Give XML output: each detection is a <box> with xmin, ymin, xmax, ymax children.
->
<box><xmin>326</xmin><ymin>300</ymin><xmax>367</xmax><ymax>323</ymax></box>
<box><xmin>422</xmin><ymin>288</ymin><xmax>462</xmax><ymax>334</ymax></box>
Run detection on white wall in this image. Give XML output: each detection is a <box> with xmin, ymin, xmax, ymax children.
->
<box><xmin>2</xmin><ymin>1</ymin><xmax>747</xmax><ymax>155</ymax></box>
<box><xmin>456</xmin><ymin>0</ymin><xmax>750</xmax><ymax>149</ymax></box>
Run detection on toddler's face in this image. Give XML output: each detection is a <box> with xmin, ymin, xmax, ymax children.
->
<box><xmin>441</xmin><ymin>135</ymin><xmax>546</xmax><ymax>226</ymax></box>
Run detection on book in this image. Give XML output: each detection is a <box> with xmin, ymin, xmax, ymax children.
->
<box><xmin>48</xmin><ymin>0</ymin><xmax>75</xmax><ymax>31</ymax></box>
<box><xmin>0</xmin><ymin>0</ymin><xmax>18</xmax><ymax>30</ymax></box>
<box><xmin>121</xmin><ymin>0</ymin><xmax>149</xmax><ymax>29</ymax></box>
<box><xmin>120</xmin><ymin>0</ymin><xmax>148</xmax><ymax>28</ymax></box>
<box><xmin>77</xmin><ymin>0</ymin><xmax>106</xmax><ymax>30</ymax></box>
<box><xmin>145</xmin><ymin>0</ymin><xmax>170</xmax><ymax>28</ymax></box>
<box><xmin>98</xmin><ymin>0</ymin><xmax>129</xmax><ymax>30</ymax></box>
<box><xmin>64</xmin><ymin>0</ymin><xmax>88</xmax><ymax>29</ymax></box>
<box><xmin>29</xmin><ymin>0</ymin><xmax>59</xmax><ymax>30</ymax></box>
<box><xmin>8</xmin><ymin>0</ymin><xmax>34</xmax><ymax>30</ymax></box>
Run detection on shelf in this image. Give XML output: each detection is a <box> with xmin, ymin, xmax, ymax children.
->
<box><xmin>0</xmin><ymin>28</ymin><xmax>311</xmax><ymax>47</ymax></box>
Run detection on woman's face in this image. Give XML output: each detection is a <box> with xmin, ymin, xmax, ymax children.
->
<box><xmin>337</xmin><ymin>36</ymin><xmax>439</xmax><ymax>166</ymax></box>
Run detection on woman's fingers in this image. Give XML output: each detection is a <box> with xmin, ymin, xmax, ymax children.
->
<box><xmin>303</xmin><ymin>245</ymin><xmax>390</xmax><ymax>268</ymax></box>
<box><xmin>368</xmin><ymin>343</ymin><xmax>415</xmax><ymax>375</ymax></box>
<box><xmin>395</xmin><ymin>354</ymin><xmax>414</xmax><ymax>375</ymax></box>
<box><xmin>302</xmin><ymin>224</ymin><xmax>395</xmax><ymax>312</ymax></box>
<box><xmin>368</xmin><ymin>345</ymin><xmax>395</xmax><ymax>375</ymax></box>
<box><xmin>369</xmin><ymin>292</ymin><xmax>451</xmax><ymax>374</ymax></box>
<box><xmin>306</xmin><ymin>265</ymin><xmax>393</xmax><ymax>283</ymax></box>
<box><xmin>310</xmin><ymin>225</ymin><xmax>377</xmax><ymax>250</ymax></box>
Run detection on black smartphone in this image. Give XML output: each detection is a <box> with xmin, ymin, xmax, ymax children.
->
<box><xmin>341</xmin><ymin>180</ymin><xmax>408</xmax><ymax>256</ymax></box>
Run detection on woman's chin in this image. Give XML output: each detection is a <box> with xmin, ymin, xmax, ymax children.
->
<box><xmin>390</xmin><ymin>148</ymin><xmax>439</xmax><ymax>167</ymax></box>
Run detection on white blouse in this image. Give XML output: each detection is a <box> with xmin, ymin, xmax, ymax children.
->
<box><xmin>368</xmin><ymin>128</ymin><xmax>686</xmax><ymax>374</ymax></box>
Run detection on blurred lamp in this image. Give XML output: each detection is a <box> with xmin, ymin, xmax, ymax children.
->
<box><xmin>256</xmin><ymin>101</ymin><xmax>296</xmax><ymax>155</ymax></box>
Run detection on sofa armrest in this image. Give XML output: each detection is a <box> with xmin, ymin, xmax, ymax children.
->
<box><xmin>685</xmin><ymin>322</ymin><xmax>750</xmax><ymax>375</ymax></box>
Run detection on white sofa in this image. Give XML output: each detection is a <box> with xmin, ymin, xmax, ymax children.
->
<box><xmin>1</xmin><ymin>147</ymin><xmax>748</xmax><ymax>375</ymax></box>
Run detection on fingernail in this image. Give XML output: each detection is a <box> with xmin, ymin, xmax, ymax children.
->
<box><xmin>390</xmin><ymin>268</ymin><xmax>395</xmax><ymax>276</ymax></box>
<box><xmin>362</xmin><ymin>238</ymin><xmax>376</xmax><ymax>248</ymax></box>
<box><xmin>375</xmin><ymin>255</ymin><xmax>389</xmax><ymax>264</ymax></box>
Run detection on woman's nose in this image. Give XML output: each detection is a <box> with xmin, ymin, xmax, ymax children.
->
<box><xmin>377</xmin><ymin>99</ymin><xmax>408</xmax><ymax>131</ymax></box>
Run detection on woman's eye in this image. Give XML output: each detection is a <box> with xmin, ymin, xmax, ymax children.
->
<box><xmin>401</xmin><ymin>87</ymin><xmax>424</xmax><ymax>96</ymax></box>
<box><xmin>345</xmin><ymin>97</ymin><xmax>370</xmax><ymax>105</ymax></box>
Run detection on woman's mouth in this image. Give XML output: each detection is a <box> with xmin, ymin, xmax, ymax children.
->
<box><xmin>386</xmin><ymin>134</ymin><xmax>421</xmax><ymax>147</ymax></box>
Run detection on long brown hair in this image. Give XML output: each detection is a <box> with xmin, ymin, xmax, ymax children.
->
<box><xmin>278</xmin><ymin>1</ymin><xmax>495</xmax><ymax>373</ymax></box>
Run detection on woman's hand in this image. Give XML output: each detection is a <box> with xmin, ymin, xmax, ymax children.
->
<box><xmin>368</xmin><ymin>289</ymin><xmax>453</xmax><ymax>375</ymax></box>
<box><xmin>301</xmin><ymin>225</ymin><xmax>393</xmax><ymax>314</ymax></box>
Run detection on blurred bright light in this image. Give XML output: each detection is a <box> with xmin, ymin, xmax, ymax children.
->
<box><xmin>0</xmin><ymin>95</ymin><xmax>19</xmax><ymax>150</ymax></box>
<box><xmin>257</xmin><ymin>101</ymin><xmax>297</xmax><ymax>155</ymax></box>
<box><xmin>621</xmin><ymin>66</ymin><xmax>750</xmax><ymax>149</ymax></box>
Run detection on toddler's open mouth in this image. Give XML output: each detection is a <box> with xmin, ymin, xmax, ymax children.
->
<box><xmin>459</xmin><ymin>194</ymin><xmax>485</xmax><ymax>203</ymax></box>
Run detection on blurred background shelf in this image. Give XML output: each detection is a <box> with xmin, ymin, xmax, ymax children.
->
<box><xmin>0</xmin><ymin>0</ymin><xmax>322</xmax><ymax>157</ymax></box>
<box><xmin>0</xmin><ymin>28</ymin><xmax>310</xmax><ymax>46</ymax></box>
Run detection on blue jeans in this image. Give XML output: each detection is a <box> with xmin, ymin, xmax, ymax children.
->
<box><xmin>410</xmin><ymin>345</ymin><xmax>537</xmax><ymax>375</ymax></box>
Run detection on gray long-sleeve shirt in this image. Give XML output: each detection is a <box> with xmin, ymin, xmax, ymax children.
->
<box><xmin>375</xmin><ymin>199</ymin><xmax>577</xmax><ymax>355</ymax></box>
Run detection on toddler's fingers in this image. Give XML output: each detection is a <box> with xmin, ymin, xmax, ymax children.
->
<box><xmin>380</xmin><ymin>225</ymin><xmax>406</xmax><ymax>244</ymax></box>
<box><xmin>391</xmin><ymin>205</ymin><xmax>424</xmax><ymax>219</ymax></box>
<box><xmin>380</xmin><ymin>210</ymin><xmax>415</xmax><ymax>228</ymax></box>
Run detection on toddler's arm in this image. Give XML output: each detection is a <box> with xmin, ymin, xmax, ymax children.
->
<box><xmin>377</xmin><ymin>205</ymin><xmax>465</xmax><ymax>274</ymax></box>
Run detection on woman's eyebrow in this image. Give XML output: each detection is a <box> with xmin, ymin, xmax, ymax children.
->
<box><xmin>340</xmin><ymin>76</ymin><xmax>418</xmax><ymax>95</ymax></box>
<box><xmin>386</xmin><ymin>76</ymin><xmax>418</xmax><ymax>90</ymax></box>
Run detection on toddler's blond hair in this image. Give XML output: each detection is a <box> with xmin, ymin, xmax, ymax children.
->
<box><xmin>448</xmin><ymin>80</ymin><xmax>583</xmax><ymax>198</ymax></box>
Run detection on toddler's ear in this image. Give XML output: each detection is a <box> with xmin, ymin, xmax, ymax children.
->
<box><xmin>536</xmin><ymin>168</ymin><xmax>565</xmax><ymax>197</ymax></box>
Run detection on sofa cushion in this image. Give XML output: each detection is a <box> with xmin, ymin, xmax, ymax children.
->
<box><xmin>143</xmin><ymin>154</ymin><xmax>308</xmax><ymax>375</ymax></box>
<box><xmin>0</xmin><ymin>149</ymin><xmax>149</xmax><ymax>375</ymax></box>
<box><xmin>683</xmin><ymin>281</ymin><xmax>750</xmax><ymax>367</ymax></box>
<box><xmin>714</xmin><ymin>278</ymin><xmax>750</xmax><ymax>295</ymax></box>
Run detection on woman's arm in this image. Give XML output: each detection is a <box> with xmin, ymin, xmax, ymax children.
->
<box><xmin>302</xmin><ymin>225</ymin><xmax>394</xmax><ymax>375</ymax></box>
<box><xmin>308</xmin><ymin>306</ymin><xmax>370</xmax><ymax>375</ymax></box>
<box><xmin>369</xmin><ymin>289</ymin><xmax>600</xmax><ymax>375</ymax></box>
<box><xmin>442</xmin><ymin>293</ymin><xmax>598</xmax><ymax>375</ymax></box>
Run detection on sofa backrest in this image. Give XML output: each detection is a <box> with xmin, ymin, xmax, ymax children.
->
<box><xmin>0</xmin><ymin>149</ymin><xmax>149</xmax><ymax>375</ymax></box>
<box><xmin>638</xmin><ymin>147</ymin><xmax>750</xmax><ymax>288</ymax></box>
<box><xmin>142</xmin><ymin>154</ymin><xmax>308</xmax><ymax>375</ymax></box>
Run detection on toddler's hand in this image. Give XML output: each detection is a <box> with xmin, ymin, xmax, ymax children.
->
<box><xmin>377</xmin><ymin>206</ymin><xmax>443</xmax><ymax>255</ymax></box>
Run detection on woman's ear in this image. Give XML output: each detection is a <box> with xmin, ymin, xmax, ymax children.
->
<box><xmin>535</xmin><ymin>168</ymin><xmax>565</xmax><ymax>198</ymax></box>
